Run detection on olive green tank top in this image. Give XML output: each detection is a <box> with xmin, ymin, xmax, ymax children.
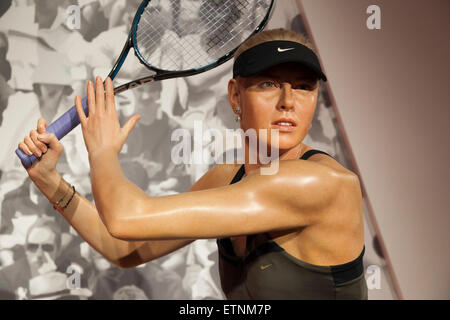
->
<box><xmin>216</xmin><ymin>149</ymin><xmax>368</xmax><ymax>300</ymax></box>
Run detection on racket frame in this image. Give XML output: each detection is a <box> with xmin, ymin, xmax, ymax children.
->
<box><xmin>111</xmin><ymin>0</ymin><xmax>275</xmax><ymax>94</ymax></box>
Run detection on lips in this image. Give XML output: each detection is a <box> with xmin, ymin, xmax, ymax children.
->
<box><xmin>271</xmin><ymin>118</ymin><xmax>297</xmax><ymax>132</ymax></box>
<box><xmin>271</xmin><ymin>118</ymin><xmax>297</xmax><ymax>126</ymax></box>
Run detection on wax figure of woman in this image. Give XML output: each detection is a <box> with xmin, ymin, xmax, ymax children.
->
<box><xmin>17</xmin><ymin>28</ymin><xmax>368</xmax><ymax>299</ymax></box>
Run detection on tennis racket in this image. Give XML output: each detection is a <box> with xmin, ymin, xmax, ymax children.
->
<box><xmin>16</xmin><ymin>0</ymin><xmax>275</xmax><ymax>168</ymax></box>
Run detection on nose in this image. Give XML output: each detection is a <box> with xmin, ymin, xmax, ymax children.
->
<box><xmin>278</xmin><ymin>83</ymin><xmax>294</xmax><ymax>110</ymax></box>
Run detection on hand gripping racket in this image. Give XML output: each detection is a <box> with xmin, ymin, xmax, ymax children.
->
<box><xmin>16</xmin><ymin>0</ymin><xmax>275</xmax><ymax>168</ymax></box>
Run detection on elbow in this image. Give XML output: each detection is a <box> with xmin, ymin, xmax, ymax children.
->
<box><xmin>103</xmin><ymin>224</ymin><xmax>145</xmax><ymax>269</ymax></box>
<box><xmin>101</xmin><ymin>207</ymin><xmax>128</xmax><ymax>240</ymax></box>
<box><xmin>100</xmin><ymin>205</ymin><xmax>132</xmax><ymax>240</ymax></box>
<box><xmin>106</xmin><ymin>217</ymin><xmax>128</xmax><ymax>240</ymax></box>
<box><xmin>102</xmin><ymin>192</ymin><xmax>150</xmax><ymax>240</ymax></box>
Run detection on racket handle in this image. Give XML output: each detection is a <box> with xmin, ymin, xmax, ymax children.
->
<box><xmin>15</xmin><ymin>97</ymin><xmax>89</xmax><ymax>168</ymax></box>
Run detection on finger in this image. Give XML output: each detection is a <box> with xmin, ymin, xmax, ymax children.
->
<box><xmin>87</xmin><ymin>80</ymin><xmax>96</xmax><ymax>116</ymax></box>
<box><xmin>105</xmin><ymin>77</ymin><xmax>117</xmax><ymax>117</ymax></box>
<box><xmin>95</xmin><ymin>76</ymin><xmax>105</xmax><ymax>115</ymax></box>
<box><xmin>18</xmin><ymin>141</ymin><xmax>33</xmax><ymax>156</ymax></box>
<box><xmin>30</xmin><ymin>129</ymin><xmax>48</xmax><ymax>154</ymax></box>
<box><xmin>121</xmin><ymin>114</ymin><xmax>140</xmax><ymax>143</ymax></box>
<box><xmin>37</xmin><ymin>133</ymin><xmax>63</xmax><ymax>155</ymax></box>
<box><xmin>75</xmin><ymin>95</ymin><xmax>87</xmax><ymax>126</ymax></box>
<box><xmin>37</xmin><ymin>118</ymin><xmax>48</xmax><ymax>135</ymax></box>
<box><xmin>24</xmin><ymin>135</ymin><xmax>42</xmax><ymax>158</ymax></box>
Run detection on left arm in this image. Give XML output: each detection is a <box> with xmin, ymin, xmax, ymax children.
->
<box><xmin>76</xmin><ymin>77</ymin><xmax>359</xmax><ymax>241</ymax></box>
<box><xmin>90</xmin><ymin>151</ymin><xmax>355</xmax><ymax>241</ymax></box>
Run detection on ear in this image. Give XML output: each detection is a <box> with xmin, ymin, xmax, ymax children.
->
<box><xmin>228</xmin><ymin>78</ymin><xmax>240</xmax><ymax>111</ymax></box>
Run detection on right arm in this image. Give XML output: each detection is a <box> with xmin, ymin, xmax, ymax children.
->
<box><xmin>17</xmin><ymin>118</ymin><xmax>225</xmax><ymax>268</ymax></box>
<box><xmin>36</xmin><ymin>170</ymin><xmax>194</xmax><ymax>268</ymax></box>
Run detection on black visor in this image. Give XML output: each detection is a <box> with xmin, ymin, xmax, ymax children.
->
<box><xmin>233</xmin><ymin>40</ymin><xmax>327</xmax><ymax>81</ymax></box>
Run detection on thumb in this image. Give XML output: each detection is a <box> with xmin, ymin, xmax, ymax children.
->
<box><xmin>121</xmin><ymin>114</ymin><xmax>140</xmax><ymax>141</ymax></box>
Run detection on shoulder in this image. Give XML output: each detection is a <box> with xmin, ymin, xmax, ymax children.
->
<box><xmin>298</xmin><ymin>149</ymin><xmax>362</xmax><ymax>215</ymax></box>
<box><xmin>267</xmin><ymin>150</ymin><xmax>361</xmax><ymax>210</ymax></box>
<box><xmin>301</xmin><ymin>148</ymin><xmax>359</xmax><ymax>181</ymax></box>
<box><xmin>306</xmin><ymin>151</ymin><xmax>362</xmax><ymax>204</ymax></box>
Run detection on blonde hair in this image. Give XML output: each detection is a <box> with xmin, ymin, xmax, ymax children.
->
<box><xmin>234</xmin><ymin>28</ymin><xmax>316</xmax><ymax>60</ymax></box>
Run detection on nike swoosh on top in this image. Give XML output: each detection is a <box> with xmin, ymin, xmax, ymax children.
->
<box><xmin>277</xmin><ymin>47</ymin><xmax>295</xmax><ymax>53</ymax></box>
<box><xmin>260</xmin><ymin>264</ymin><xmax>273</xmax><ymax>270</ymax></box>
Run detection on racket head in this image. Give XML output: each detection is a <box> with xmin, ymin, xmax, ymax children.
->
<box><xmin>130</xmin><ymin>0</ymin><xmax>275</xmax><ymax>77</ymax></box>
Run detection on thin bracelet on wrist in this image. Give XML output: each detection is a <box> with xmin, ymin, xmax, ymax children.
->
<box><xmin>52</xmin><ymin>181</ymin><xmax>76</xmax><ymax>211</ymax></box>
<box><xmin>61</xmin><ymin>186</ymin><xmax>76</xmax><ymax>210</ymax></box>
<box><xmin>54</xmin><ymin>181</ymin><xmax>71</xmax><ymax>208</ymax></box>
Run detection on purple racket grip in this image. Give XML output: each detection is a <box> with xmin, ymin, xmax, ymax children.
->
<box><xmin>15</xmin><ymin>97</ymin><xmax>89</xmax><ymax>168</ymax></box>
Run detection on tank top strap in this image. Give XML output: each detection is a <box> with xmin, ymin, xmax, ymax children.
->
<box><xmin>300</xmin><ymin>149</ymin><xmax>333</xmax><ymax>160</ymax></box>
<box><xmin>230</xmin><ymin>164</ymin><xmax>245</xmax><ymax>184</ymax></box>
<box><xmin>230</xmin><ymin>150</ymin><xmax>331</xmax><ymax>185</ymax></box>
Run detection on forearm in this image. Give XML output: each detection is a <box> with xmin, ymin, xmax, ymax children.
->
<box><xmin>89</xmin><ymin>150</ymin><xmax>151</xmax><ymax>232</ymax></box>
<box><xmin>31</xmin><ymin>171</ymin><xmax>146</xmax><ymax>264</ymax></box>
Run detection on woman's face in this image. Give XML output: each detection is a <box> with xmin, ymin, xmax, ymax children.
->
<box><xmin>228</xmin><ymin>62</ymin><xmax>319</xmax><ymax>152</ymax></box>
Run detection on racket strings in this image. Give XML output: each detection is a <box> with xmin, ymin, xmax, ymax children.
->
<box><xmin>135</xmin><ymin>0</ymin><xmax>272</xmax><ymax>71</ymax></box>
<box><xmin>138</xmin><ymin>12</ymin><xmax>183</xmax><ymax>69</ymax></box>
<box><xmin>137</xmin><ymin>0</ymin><xmax>242</xmax><ymax>64</ymax></box>
<box><xmin>195</xmin><ymin>0</ymin><xmax>245</xmax><ymax>52</ymax></box>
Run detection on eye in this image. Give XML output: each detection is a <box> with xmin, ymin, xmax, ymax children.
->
<box><xmin>259</xmin><ymin>81</ymin><xmax>279</xmax><ymax>89</ymax></box>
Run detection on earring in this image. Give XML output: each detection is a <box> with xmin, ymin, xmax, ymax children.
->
<box><xmin>235</xmin><ymin>107</ymin><xmax>241</xmax><ymax>122</ymax></box>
